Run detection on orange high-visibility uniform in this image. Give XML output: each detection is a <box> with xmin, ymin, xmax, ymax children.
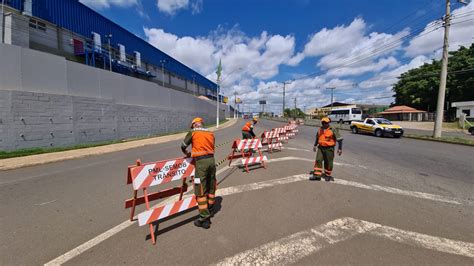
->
<box><xmin>242</xmin><ymin>122</ymin><xmax>252</xmax><ymax>132</ymax></box>
<box><xmin>317</xmin><ymin>128</ymin><xmax>336</xmax><ymax>147</ymax></box>
<box><xmin>189</xmin><ymin>129</ymin><xmax>215</xmax><ymax>157</ymax></box>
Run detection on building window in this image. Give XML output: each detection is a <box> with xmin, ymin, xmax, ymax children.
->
<box><xmin>462</xmin><ymin>109</ymin><xmax>471</xmax><ymax>116</ymax></box>
<box><xmin>29</xmin><ymin>18</ymin><xmax>47</xmax><ymax>32</ymax></box>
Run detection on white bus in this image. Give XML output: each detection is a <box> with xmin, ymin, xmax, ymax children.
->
<box><xmin>328</xmin><ymin>108</ymin><xmax>363</xmax><ymax>124</ymax></box>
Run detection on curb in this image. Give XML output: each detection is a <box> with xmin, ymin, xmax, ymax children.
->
<box><xmin>0</xmin><ymin>119</ymin><xmax>239</xmax><ymax>171</ymax></box>
<box><xmin>404</xmin><ymin>134</ymin><xmax>474</xmax><ymax>147</ymax></box>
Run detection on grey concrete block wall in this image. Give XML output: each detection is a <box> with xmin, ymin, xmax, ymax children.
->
<box><xmin>0</xmin><ymin>90</ymin><xmax>222</xmax><ymax>151</ymax></box>
<box><xmin>8</xmin><ymin>91</ymin><xmax>75</xmax><ymax>150</ymax></box>
<box><xmin>72</xmin><ymin>96</ymin><xmax>117</xmax><ymax>144</ymax></box>
<box><xmin>0</xmin><ymin>90</ymin><xmax>13</xmax><ymax>150</ymax></box>
<box><xmin>0</xmin><ymin>44</ymin><xmax>226</xmax><ymax>151</ymax></box>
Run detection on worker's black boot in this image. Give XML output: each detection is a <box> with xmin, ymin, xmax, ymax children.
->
<box><xmin>209</xmin><ymin>204</ymin><xmax>215</xmax><ymax>217</ymax></box>
<box><xmin>309</xmin><ymin>172</ymin><xmax>321</xmax><ymax>181</ymax></box>
<box><xmin>194</xmin><ymin>218</ymin><xmax>211</xmax><ymax>229</ymax></box>
<box><xmin>324</xmin><ymin>175</ymin><xmax>333</xmax><ymax>182</ymax></box>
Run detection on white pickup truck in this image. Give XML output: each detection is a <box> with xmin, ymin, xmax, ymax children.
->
<box><xmin>350</xmin><ymin>118</ymin><xmax>404</xmax><ymax>138</ymax></box>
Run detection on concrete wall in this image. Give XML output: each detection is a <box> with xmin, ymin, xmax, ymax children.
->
<box><xmin>3</xmin><ymin>12</ymin><xmax>29</xmax><ymax>48</ymax></box>
<box><xmin>0</xmin><ymin>44</ymin><xmax>226</xmax><ymax>151</ymax></box>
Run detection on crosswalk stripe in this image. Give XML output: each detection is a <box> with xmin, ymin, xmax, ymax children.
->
<box><xmin>215</xmin><ymin>217</ymin><xmax>474</xmax><ymax>265</ymax></box>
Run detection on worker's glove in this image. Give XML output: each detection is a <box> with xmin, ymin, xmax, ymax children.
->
<box><xmin>184</xmin><ymin>151</ymin><xmax>191</xmax><ymax>158</ymax></box>
<box><xmin>313</xmin><ymin>146</ymin><xmax>317</xmax><ymax>152</ymax></box>
<box><xmin>337</xmin><ymin>149</ymin><xmax>342</xmax><ymax>156</ymax></box>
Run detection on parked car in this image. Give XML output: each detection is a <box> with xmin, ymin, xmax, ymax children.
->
<box><xmin>351</xmin><ymin>118</ymin><xmax>403</xmax><ymax>138</ymax></box>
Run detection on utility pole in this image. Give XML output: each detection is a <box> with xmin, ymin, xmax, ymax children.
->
<box><xmin>233</xmin><ymin>91</ymin><xmax>238</xmax><ymax>119</ymax></box>
<box><xmin>160</xmin><ymin>60</ymin><xmax>166</xmax><ymax>87</ymax></box>
<box><xmin>282</xmin><ymin>81</ymin><xmax>292</xmax><ymax>117</ymax></box>
<box><xmin>326</xmin><ymin>87</ymin><xmax>336</xmax><ymax>108</ymax></box>
<box><xmin>433</xmin><ymin>0</ymin><xmax>452</xmax><ymax>138</ymax></box>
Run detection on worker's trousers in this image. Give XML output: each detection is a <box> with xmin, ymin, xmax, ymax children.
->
<box><xmin>194</xmin><ymin>157</ymin><xmax>216</xmax><ymax>221</ymax></box>
<box><xmin>242</xmin><ymin>131</ymin><xmax>252</xmax><ymax>139</ymax></box>
<box><xmin>314</xmin><ymin>146</ymin><xmax>334</xmax><ymax>177</ymax></box>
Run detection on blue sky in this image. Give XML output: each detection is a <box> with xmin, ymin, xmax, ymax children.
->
<box><xmin>80</xmin><ymin>0</ymin><xmax>473</xmax><ymax>114</ymax></box>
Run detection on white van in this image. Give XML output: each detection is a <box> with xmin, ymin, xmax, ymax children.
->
<box><xmin>328</xmin><ymin>108</ymin><xmax>363</xmax><ymax>124</ymax></box>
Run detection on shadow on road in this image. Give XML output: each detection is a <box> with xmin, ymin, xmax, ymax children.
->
<box><xmin>146</xmin><ymin>197</ymin><xmax>224</xmax><ymax>241</ymax></box>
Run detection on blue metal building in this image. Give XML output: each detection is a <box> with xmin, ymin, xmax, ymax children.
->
<box><xmin>4</xmin><ymin>0</ymin><xmax>218</xmax><ymax>92</ymax></box>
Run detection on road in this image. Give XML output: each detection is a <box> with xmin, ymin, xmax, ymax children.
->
<box><xmin>1</xmin><ymin>119</ymin><xmax>473</xmax><ymax>265</ymax></box>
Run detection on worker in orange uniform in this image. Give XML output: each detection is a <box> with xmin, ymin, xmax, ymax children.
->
<box><xmin>181</xmin><ymin>117</ymin><xmax>216</xmax><ymax>229</ymax></box>
<box><xmin>242</xmin><ymin>117</ymin><xmax>258</xmax><ymax>139</ymax></box>
<box><xmin>311</xmin><ymin>117</ymin><xmax>343</xmax><ymax>181</ymax></box>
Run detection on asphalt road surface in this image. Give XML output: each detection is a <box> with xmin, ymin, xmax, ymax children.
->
<box><xmin>1</xmin><ymin>119</ymin><xmax>473</xmax><ymax>265</ymax></box>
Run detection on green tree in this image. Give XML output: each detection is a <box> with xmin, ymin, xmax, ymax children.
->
<box><xmin>392</xmin><ymin>44</ymin><xmax>474</xmax><ymax>119</ymax></box>
<box><xmin>284</xmin><ymin>108</ymin><xmax>305</xmax><ymax>118</ymax></box>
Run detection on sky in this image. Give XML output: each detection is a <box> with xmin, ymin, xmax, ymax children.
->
<box><xmin>79</xmin><ymin>0</ymin><xmax>474</xmax><ymax>114</ymax></box>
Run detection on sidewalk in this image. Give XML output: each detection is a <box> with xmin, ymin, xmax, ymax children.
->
<box><xmin>0</xmin><ymin>119</ymin><xmax>238</xmax><ymax>171</ymax></box>
<box><xmin>395</xmin><ymin>121</ymin><xmax>467</xmax><ymax>133</ymax></box>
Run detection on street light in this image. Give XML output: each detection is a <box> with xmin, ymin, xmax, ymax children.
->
<box><xmin>220</xmin><ymin>67</ymin><xmax>243</xmax><ymax>121</ymax></box>
<box><xmin>326</xmin><ymin>87</ymin><xmax>336</xmax><ymax>108</ymax></box>
<box><xmin>282</xmin><ymin>81</ymin><xmax>292</xmax><ymax>117</ymax></box>
<box><xmin>1</xmin><ymin>0</ymin><xmax>4</xmax><ymax>44</ymax></box>
<box><xmin>216</xmin><ymin>67</ymin><xmax>244</xmax><ymax>127</ymax></box>
<box><xmin>159</xmin><ymin>59</ymin><xmax>167</xmax><ymax>87</ymax></box>
<box><xmin>106</xmin><ymin>34</ymin><xmax>112</xmax><ymax>72</ymax></box>
<box><xmin>191</xmin><ymin>74</ymin><xmax>196</xmax><ymax>96</ymax></box>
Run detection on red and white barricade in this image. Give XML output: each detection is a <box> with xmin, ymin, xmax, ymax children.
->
<box><xmin>261</xmin><ymin>131</ymin><xmax>283</xmax><ymax>153</ymax></box>
<box><xmin>125</xmin><ymin>157</ymin><xmax>195</xmax><ymax>244</ymax></box>
<box><xmin>284</xmin><ymin>126</ymin><xmax>295</xmax><ymax>138</ymax></box>
<box><xmin>228</xmin><ymin>139</ymin><xmax>268</xmax><ymax>172</ymax></box>
<box><xmin>284</xmin><ymin>124</ymin><xmax>299</xmax><ymax>137</ymax></box>
<box><xmin>273</xmin><ymin>127</ymin><xmax>288</xmax><ymax>143</ymax></box>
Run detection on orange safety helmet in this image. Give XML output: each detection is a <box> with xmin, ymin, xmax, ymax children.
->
<box><xmin>191</xmin><ymin>117</ymin><xmax>203</xmax><ymax>128</ymax></box>
<box><xmin>321</xmin><ymin>117</ymin><xmax>331</xmax><ymax>123</ymax></box>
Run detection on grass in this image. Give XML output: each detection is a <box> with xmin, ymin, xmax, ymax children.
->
<box><xmin>0</xmin><ymin>141</ymin><xmax>118</xmax><ymax>160</ymax></box>
<box><xmin>404</xmin><ymin>134</ymin><xmax>474</xmax><ymax>146</ymax></box>
<box><xmin>443</xmin><ymin>122</ymin><xmax>463</xmax><ymax>130</ymax></box>
<box><xmin>0</xmin><ymin>119</ymin><xmax>230</xmax><ymax>160</ymax></box>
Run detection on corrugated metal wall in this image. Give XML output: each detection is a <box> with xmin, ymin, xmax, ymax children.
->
<box><xmin>5</xmin><ymin>0</ymin><xmax>217</xmax><ymax>91</ymax></box>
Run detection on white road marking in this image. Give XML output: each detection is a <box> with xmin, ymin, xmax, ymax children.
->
<box><xmin>44</xmin><ymin>164</ymin><xmax>241</xmax><ymax>266</ymax></box>
<box><xmin>283</xmin><ymin>147</ymin><xmax>312</xmax><ymax>152</ymax></box>
<box><xmin>215</xmin><ymin>217</ymin><xmax>474</xmax><ymax>265</ymax></box>
<box><xmin>229</xmin><ymin>156</ymin><xmax>354</xmax><ymax>168</ymax></box>
<box><xmin>217</xmin><ymin>174</ymin><xmax>308</xmax><ymax>197</ymax></box>
<box><xmin>34</xmin><ymin>199</ymin><xmax>57</xmax><ymax>206</ymax></box>
<box><xmin>45</xmin><ymin>163</ymin><xmax>466</xmax><ymax>265</ymax></box>
<box><xmin>333</xmin><ymin>179</ymin><xmax>464</xmax><ymax>205</ymax></box>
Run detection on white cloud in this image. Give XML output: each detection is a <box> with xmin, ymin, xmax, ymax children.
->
<box><xmin>190</xmin><ymin>0</ymin><xmax>203</xmax><ymax>14</ymax></box>
<box><xmin>289</xmin><ymin>18</ymin><xmax>409</xmax><ymax>78</ymax></box>
<box><xmin>79</xmin><ymin>0</ymin><xmax>137</xmax><ymax>9</ymax></box>
<box><xmin>359</xmin><ymin>55</ymin><xmax>430</xmax><ymax>89</ymax></box>
<box><xmin>144</xmin><ymin>26</ymin><xmax>296</xmax><ymax>83</ymax></box>
<box><xmin>143</xmin><ymin>5</ymin><xmax>471</xmax><ymax>113</ymax></box>
<box><xmin>405</xmin><ymin>2</ymin><xmax>474</xmax><ymax>56</ymax></box>
<box><xmin>303</xmin><ymin>18</ymin><xmax>366</xmax><ymax>58</ymax></box>
<box><xmin>156</xmin><ymin>0</ymin><xmax>203</xmax><ymax>15</ymax></box>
